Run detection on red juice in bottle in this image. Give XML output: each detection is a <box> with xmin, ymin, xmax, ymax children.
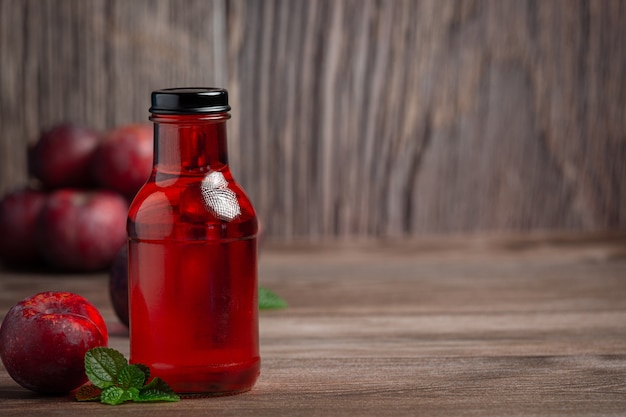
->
<box><xmin>128</xmin><ymin>88</ymin><xmax>259</xmax><ymax>396</ymax></box>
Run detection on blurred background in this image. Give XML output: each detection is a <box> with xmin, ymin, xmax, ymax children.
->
<box><xmin>1</xmin><ymin>0</ymin><xmax>625</xmax><ymax>242</ymax></box>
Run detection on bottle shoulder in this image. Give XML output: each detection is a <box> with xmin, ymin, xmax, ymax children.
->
<box><xmin>128</xmin><ymin>170</ymin><xmax>257</xmax><ymax>241</ymax></box>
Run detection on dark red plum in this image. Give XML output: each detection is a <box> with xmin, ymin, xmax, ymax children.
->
<box><xmin>36</xmin><ymin>189</ymin><xmax>128</xmax><ymax>271</ymax></box>
<box><xmin>92</xmin><ymin>124</ymin><xmax>153</xmax><ymax>200</ymax></box>
<box><xmin>0</xmin><ymin>292</ymin><xmax>108</xmax><ymax>394</ymax></box>
<box><xmin>29</xmin><ymin>123</ymin><xmax>101</xmax><ymax>189</ymax></box>
<box><xmin>0</xmin><ymin>188</ymin><xmax>47</xmax><ymax>266</ymax></box>
<box><xmin>109</xmin><ymin>245</ymin><xmax>129</xmax><ymax>327</ymax></box>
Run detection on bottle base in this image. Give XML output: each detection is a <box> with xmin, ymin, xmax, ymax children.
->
<box><xmin>150</xmin><ymin>359</ymin><xmax>260</xmax><ymax>397</ymax></box>
<box><xmin>179</xmin><ymin>386</ymin><xmax>253</xmax><ymax>399</ymax></box>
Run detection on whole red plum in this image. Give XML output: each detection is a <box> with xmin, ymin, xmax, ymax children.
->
<box><xmin>29</xmin><ymin>123</ymin><xmax>101</xmax><ymax>189</ymax></box>
<box><xmin>108</xmin><ymin>245</ymin><xmax>129</xmax><ymax>327</ymax></box>
<box><xmin>0</xmin><ymin>188</ymin><xmax>47</xmax><ymax>266</ymax></box>
<box><xmin>36</xmin><ymin>189</ymin><xmax>128</xmax><ymax>271</ymax></box>
<box><xmin>92</xmin><ymin>123</ymin><xmax>153</xmax><ymax>200</ymax></box>
<box><xmin>0</xmin><ymin>291</ymin><xmax>108</xmax><ymax>394</ymax></box>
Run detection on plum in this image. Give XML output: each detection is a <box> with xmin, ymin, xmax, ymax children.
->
<box><xmin>0</xmin><ymin>188</ymin><xmax>47</xmax><ymax>266</ymax></box>
<box><xmin>36</xmin><ymin>189</ymin><xmax>128</xmax><ymax>271</ymax></box>
<box><xmin>29</xmin><ymin>123</ymin><xmax>101</xmax><ymax>189</ymax></box>
<box><xmin>109</xmin><ymin>245</ymin><xmax>129</xmax><ymax>327</ymax></box>
<box><xmin>0</xmin><ymin>291</ymin><xmax>108</xmax><ymax>394</ymax></box>
<box><xmin>92</xmin><ymin>124</ymin><xmax>153</xmax><ymax>200</ymax></box>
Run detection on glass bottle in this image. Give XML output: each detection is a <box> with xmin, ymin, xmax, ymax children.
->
<box><xmin>127</xmin><ymin>87</ymin><xmax>259</xmax><ymax>396</ymax></box>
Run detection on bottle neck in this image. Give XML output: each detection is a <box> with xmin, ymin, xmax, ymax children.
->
<box><xmin>150</xmin><ymin>113</ymin><xmax>230</xmax><ymax>175</ymax></box>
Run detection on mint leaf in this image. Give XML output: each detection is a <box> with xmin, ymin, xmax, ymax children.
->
<box><xmin>75</xmin><ymin>383</ymin><xmax>102</xmax><ymax>402</ymax></box>
<box><xmin>78</xmin><ymin>347</ymin><xmax>180</xmax><ymax>405</ymax></box>
<box><xmin>135</xmin><ymin>363</ymin><xmax>151</xmax><ymax>381</ymax></box>
<box><xmin>101</xmin><ymin>386</ymin><xmax>140</xmax><ymax>405</ymax></box>
<box><xmin>259</xmin><ymin>286</ymin><xmax>287</xmax><ymax>309</ymax></box>
<box><xmin>137</xmin><ymin>377</ymin><xmax>180</xmax><ymax>402</ymax></box>
<box><xmin>101</xmin><ymin>386</ymin><xmax>127</xmax><ymax>405</ymax></box>
<box><xmin>136</xmin><ymin>389</ymin><xmax>180</xmax><ymax>403</ymax></box>
<box><xmin>118</xmin><ymin>365</ymin><xmax>146</xmax><ymax>390</ymax></box>
<box><xmin>126</xmin><ymin>387</ymin><xmax>141</xmax><ymax>401</ymax></box>
<box><xmin>84</xmin><ymin>347</ymin><xmax>128</xmax><ymax>389</ymax></box>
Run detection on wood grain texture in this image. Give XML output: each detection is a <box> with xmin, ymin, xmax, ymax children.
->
<box><xmin>228</xmin><ymin>0</ymin><xmax>626</xmax><ymax>238</ymax></box>
<box><xmin>1</xmin><ymin>233</ymin><xmax>626</xmax><ymax>416</ymax></box>
<box><xmin>1</xmin><ymin>0</ymin><xmax>625</xmax><ymax>240</ymax></box>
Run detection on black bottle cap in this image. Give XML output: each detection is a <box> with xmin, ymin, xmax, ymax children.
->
<box><xmin>149</xmin><ymin>87</ymin><xmax>231</xmax><ymax>114</ymax></box>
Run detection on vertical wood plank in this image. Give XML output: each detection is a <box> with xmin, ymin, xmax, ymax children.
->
<box><xmin>0</xmin><ymin>0</ymin><xmax>29</xmax><ymax>191</ymax></box>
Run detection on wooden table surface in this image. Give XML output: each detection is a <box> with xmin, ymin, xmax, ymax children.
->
<box><xmin>1</xmin><ymin>233</ymin><xmax>626</xmax><ymax>416</ymax></box>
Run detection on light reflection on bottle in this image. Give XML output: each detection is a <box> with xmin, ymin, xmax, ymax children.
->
<box><xmin>200</xmin><ymin>171</ymin><xmax>241</xmax><ymax>221</ymax></box>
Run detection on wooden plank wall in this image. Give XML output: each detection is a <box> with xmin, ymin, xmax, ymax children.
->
<box><xmin>1</xmin><ymin>0</ymin><xmax>625</xmax><ymax>240</ymax></box>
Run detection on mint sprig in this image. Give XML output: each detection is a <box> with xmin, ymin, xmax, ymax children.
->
<box><xmin>76</xmin><ymin>347</ymin><xmax>179</xmax><ymax>405</ymax></box>
<box><xmin>259</xmin><ymin>286</ymin><xmax>287</xmax><ymax>309</ymax></box>
<box><xmin>83</xmin><ymin>346</ymin><xmax>126</xmax><ymax>389</ymax></box>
